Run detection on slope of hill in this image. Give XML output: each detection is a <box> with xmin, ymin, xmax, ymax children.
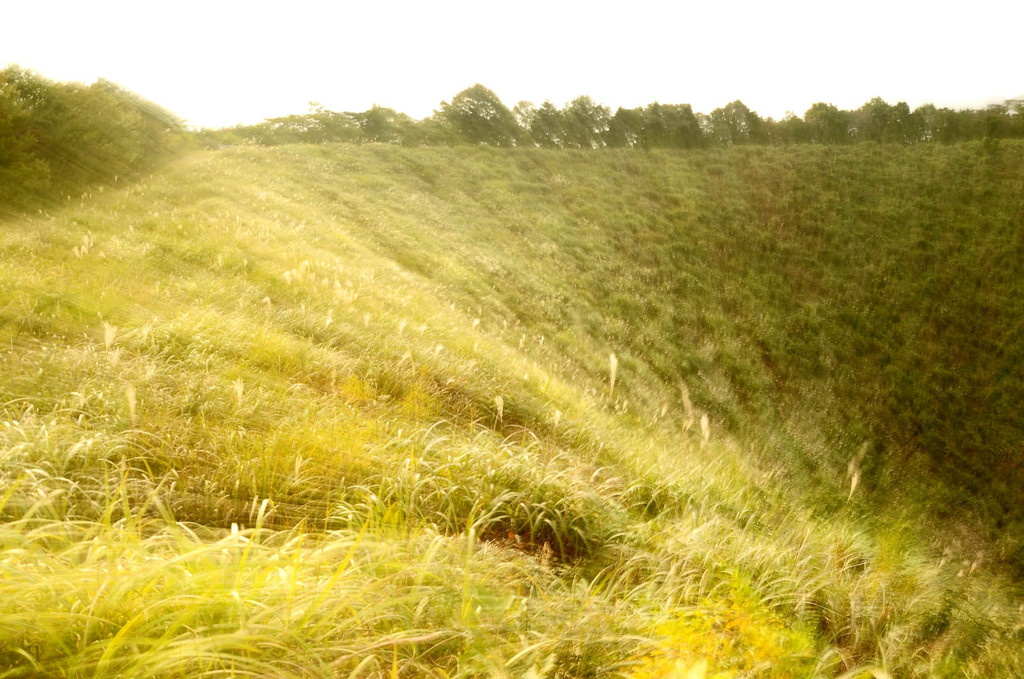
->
<box><xmin>1</xmin><ymin>142</ymin><xmax>1022</xmax><ymax>677</ymax></box>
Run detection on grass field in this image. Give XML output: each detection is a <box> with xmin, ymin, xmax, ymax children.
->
<box><xmin>1</xmin><ymin>142</ymin><xmax>1023</xmax><ymax>677</ymax></box>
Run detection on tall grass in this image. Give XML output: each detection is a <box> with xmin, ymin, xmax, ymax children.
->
<box><xmin>1</xmin><ymin>143</ymin><xmax>1022</xmax><ymax>677</ymax></box>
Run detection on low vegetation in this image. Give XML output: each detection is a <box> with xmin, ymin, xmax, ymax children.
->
<box><xmin>1</xmin><ymin>82</ymin><xmax>1023</xmax><ymax>676</ymax></box>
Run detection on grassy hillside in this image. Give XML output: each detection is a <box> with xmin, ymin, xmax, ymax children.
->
<box><xmin>1</xmin><ymin>142</ymin><xmax>1023</xmax><ymax>677</ymax></box>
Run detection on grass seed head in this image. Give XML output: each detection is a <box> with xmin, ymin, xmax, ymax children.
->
<box><xmin>125</xmin><ymin>383</ymin><xmax>137</xmax><ymax>425</ymax></box>
<box><xmin>103</xmin><ymin>322</ymin><xmax>118</xmax><ymax>350</ymax></box>
<box><xmin>609</xmin><ymin>352</ymin><xmax>619</xmax><ymax>395</ymax></box>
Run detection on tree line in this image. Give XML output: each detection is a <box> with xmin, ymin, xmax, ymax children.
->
<box><xmin>0</xmin><ymin>66</ymin><xmax>185</xmax><ymax>215</ymax></box>
<box><xmin>4</xmin><ymin>70</ymin><xmax>1023</xmax><ymax>215</ymax></box>
<box><xmin>200</xmin><ymin>83</ymin><xmax>1024</xmax><ymax>149</ymax></box>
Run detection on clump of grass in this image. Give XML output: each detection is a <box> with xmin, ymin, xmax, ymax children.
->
<box><xmin>627</xmin><ymin>577</ymin><xmax>818</xmax><ymax>679</ymax></box>
<box><xmin>0</xmin><ymin>512</ymin><xmax>556</xmax><ymax>677</ymax></box>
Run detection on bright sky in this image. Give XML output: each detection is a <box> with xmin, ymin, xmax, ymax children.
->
<box><xmin>4</xmin><ymin>0</ymin><xmax>1022</xmax><ymax>129</ymax></box>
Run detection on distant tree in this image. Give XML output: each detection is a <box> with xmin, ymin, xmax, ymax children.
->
<box><xmin>222</xmin><ymin>105</ymin><xmax>436</xmax><ymax>147</ymax></box>
<box><xmin>512</xmin><ymin>101</ymin><xmax>537</xmax><ymax>145</ymax></box>
<box><xmin>562</xmin><ymin>96</ymin><xmax>610</xmax><ymax>149</ymax></box>
<box><xmin>852</xmin><ymin>97</ymin><xmax>893</xmax><ymax>142</ymax></box>
<box><xmin>913</xmin><ymin>104</ymin><xmax>940</xmax><ymax>142</ymax></box>
<box><xmin>415</xmin><ymin>114</ymin><xmax>459</xmax><ymax>146</ymax></box>
<box><xmin>978</xmin><ymin>103</ymin><xmax>1022</xmax><ymax>141</ymax></box>
<box><xmin>351</xmin><ymin>106</ymin><xmax>415</xmax><ymax>144</ymax></box>
<box><xmin>768</xmin><ymin>112</ymin><xmax>809</xmax><ymax>144</ymax></box>
<box><xmin>955</xmin><ymin>108</ymin><xmax>988</xmax><ymax>142</ymax></box>
<box><xmin>803</xmin><ymin>103</ymin><xmax>849</xmax><ymax>144</ymax></box>
<box><xmin>641</xmin><ymin>103</ymin><xmax>704</xmax><ymax>148</ymax></box>
<box><xmin>528</xmin><ymin>101</ymin><xmax>565</xmax><ymax>148</ymax></box>
<box><xmin>891</xmin><ymin>101</ymin><xmax>920</xmax><ymax>143</ymax></box>
<box><xmin>438</xmin><ymin>84</ymin><xmax>520</xmax><ymax>146</ymax></box>
<box><xmin>223</xmin><ymin>107</ymin><xmax>359</xmax><ymax>145</ymax></box>
<box><xmin>851</xmin><ymin>97</ymin><xmax>923</xmax><ymax>144</ymax></box>
<box><xmin>605</xmin><ymin>107</ymin><xmax>643</xmax><ymax>148</ymax></box>
<box><xmin>308</xmin><ymin>105</ymin><xmax>361</xmax><ymax>144</ymax></box>
<box><xmin>247</xmin><ymin>114</ymin><xmax>319</xmax><ymax>145</ymax></box>
<box><xmin>512</xmin><ymin>101</ymin><xmax>534</xmax><ymax>129</ymax></box>
<box><xmin>706</xmin><ymin>100</ymin><xmax>766</xmax><ymax>145</ymax></box>
<box><xmin>1007</xmin><ymin>99</ymin><xmax>1024</xmax><ymax>138</ymax></box>
<box><xmin>643</xmin><ymin>103</ymin><xmax>670</xmax><ymax>147</ymax></box>
<box><xmin>910</xmin><ymin>105</ymin><xmax>977</xmax><ymax>143</ymax></box>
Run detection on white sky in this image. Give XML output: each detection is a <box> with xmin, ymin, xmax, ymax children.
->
<box><xmin>3</xmin><ymin>0</ymin><xmax>1022</xmax><ymax>129</ymax></box>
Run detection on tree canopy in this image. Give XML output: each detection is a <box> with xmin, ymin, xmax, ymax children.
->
<box><xmin>437</xmin><ymin>84</ymin><xmax>520</xmax><ymax>146</ymax></box>
<box><xmin>0</xmin><ymin>66</ymin><xmax>184</xmax><ymax>215</ymax></box>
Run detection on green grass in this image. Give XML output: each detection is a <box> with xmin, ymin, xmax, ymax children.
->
<box><xmin>1</xmin><ymin>143</ymin><xmax>1023</xmax><ymax>677</ymax></box>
